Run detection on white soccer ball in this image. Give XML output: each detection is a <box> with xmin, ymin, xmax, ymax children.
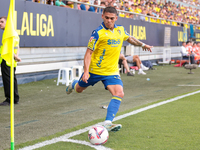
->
<box><xmin>88</xmin><ymin>125</ymin><xmax>109</xmax><ymax>145</ymax></box>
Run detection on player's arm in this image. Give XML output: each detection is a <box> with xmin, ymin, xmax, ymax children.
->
<box><xmin>14</xmin><ymin>46</ymin><xmax>21</xmax><ymax>62</ymax></box>
<box><xmin>82</xmin><ymin>48</ymin><xmax>93</xmax><ymax>83</ymax></box>
<box><xmin>127</xmin><ymin>36</ymin><xmax>153</xmax><ymax>52</ymax></box>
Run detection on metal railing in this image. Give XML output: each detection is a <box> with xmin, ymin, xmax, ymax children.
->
<box><xmin>63</xmin><ymin>0</ymin><xmax>200</xmax><ymax>29</ymax></box>
<box><xmin>26</xmin><ymin>0</ymin><xmax>200</xmax><ymax>31</ymax></box>
<box><xmin>166</xmin><ymin>0</ymin><xmax>200</xmax><ymax>9</ymax></box>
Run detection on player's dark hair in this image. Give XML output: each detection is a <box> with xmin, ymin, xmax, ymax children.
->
<box><xmin>103</xmin><ymin>7</ymin><xmax>118</xmax><ymax>15</ymax></box>
<box><xmin>0</xmin><ymin>16</ymin><xmax>7</xmax><ymax>20</ymax></box>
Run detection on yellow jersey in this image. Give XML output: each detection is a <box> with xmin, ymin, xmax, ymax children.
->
<box><xmin>0</xmin><ymin>35</ymin><xmax>20</xmax><ymax>67</ymax></box>
<box><xmin>172</xmin><ymin>21</ymin><xmax>177</xmax><ymax>26</ymax></box>
<box><xmin>87</xmin><ymin>22</ymin><xmax>130</xmax><ymax>76</ymax></box>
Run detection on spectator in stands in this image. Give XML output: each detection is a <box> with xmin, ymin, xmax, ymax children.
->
<box><xmin>181</xmin><ymin>41</ymin><xmax>195</xmax><ymax>64</ymax></box>
<box><xmin>62</xmin><ymin>0</ymin><xmax>74</xmax><ymax>8</ymax></box>
<box><xmin>119</xmin><ymin>6</ymin><xmax>126</xmax><ymax>17</ymax></box>
<box><xmin>55</xmin><ymin>0</ymin><xmax>71</xmax><ymax>8</ymax></box>
<box><xmin>0</xmin><ymin>16</ymin><xmax>21</xmax><ymax>106</ymax></box>
<box><xmin>129</xmin><ymin>13</ymin><xmax>134</xmax><ymax>19</ymax></box>
<box><xmin>139</xmin><ymin>10</ymin><xmax>147</xmax><ymax>21</ymax></box>
<box><xmin>196</xmin><ymin>43</ymin><xmax>200</xmax><ymax>62</ymax></box>
<box><xmin>67</xmin><ymin>1</ymin><xmax>74</xmax><ymax>8</ymax></box>
<box><xmin>47</xmin><ymin>0</ymin><xmax>55</xmax><ymax>5</ymax></box>
<box><xmin>119</xmin><ymin>0</ymin><xmax>196</xmax><ymax>27</ymax></box>
<box><xmin>112</xmin><ymin>0</ymin><xmax>118</xmax><ymax>7</ymax></box>
<box><xmin>97</xmin><ymin>2</ymin><xmax>106</xmax><ymax>13</ymax></box>
<box><xmin>130</xmin><ymin>4</ymin><xmax>136</xmax><ymax>13</ymax></box>
<box><xmin>185</xmin><ymin>41</ymin><xmax>193</xmax><ymax>53</ymax></box>
<box><xmin>152</xmin><ymin>9</ymin><xmax>158</xmax><ymax>17</ymax></box>
<box><xmin>128</xmin><ymin>54</ymin><xmax>149</xmax><ymax>74</ymax></box>
<box><xmin>192</xmin><ymin>42</ymin><xmax>199</xmax><ymax>55</ymax></box>
<box><xmin>127</xmin><ymin>0</ymin><xmax>133</xmax><ymax>6</ymax></box>
<box><xmin>124</xmin><ymin>1</ymin><xmax>130</xmax><ymax>12</ymax></box>
<box><xmin>106</xmin><ymin>0</ymin><xmax>113</xmax><ymax>6</ymax></box>
<box><xmin>125</xmin><ymin>55</ymin><xmax>149</xmax><ymax>75</ymax></box>
<box><xmin>90</xmin><ymin>0</ymin><xmax>199</xmax><ymax>28</ymax></box>
<box><xmin>191</xmin><ymin>42</ymin><xmax>200</xmax><ymax>61</ymax></box>
<box><xmin>140</xmin><ymin>0</ymin><xmax>145</xmax><ymax>6</ymax></box>
<box><xmin>104</xmin><ymin>0</ymin><xmax>108</xmax><ymax>7</ymax></box>
<box><xmin>34</xmin><ymin>0</ymin><xmax>45</xmax><ymax>2</ymax></box>
<box><xmin>119</xmin><ymin>54</ymin><xmax>134</xmax><ymax>76</ymax></box>
<box><xmin>88</xmin><ymin>0</ymin><xmax>99</xmax><ymax>12</ymax></box>
<box><xmin>80</xmin><ymin>0</ymin><xmax>90</xmax><ymax>11</ymax></box>
<box><xmin>113</xmin><ymin>3</ymin><xmax>118</xmax><ymax>10</ymax></box>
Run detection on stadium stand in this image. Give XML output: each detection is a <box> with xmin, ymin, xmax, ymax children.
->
<box><xmin>26</xmin><ymin>0</ymin><xmax>200</xmax><ymax>29</ymax></box>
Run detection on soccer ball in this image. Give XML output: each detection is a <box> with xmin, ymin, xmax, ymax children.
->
<box><xmin>88</xmin><ymin>125</ymin><xmax>109</xmax><ymax>145</ymax></box>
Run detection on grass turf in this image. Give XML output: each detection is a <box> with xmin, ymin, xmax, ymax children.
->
<box><xmin>71</xmin><ymin>92</ymin><xmax>200</xmax><ymax>150</ymax></box>
<box><xmin>1</xmin><ymin>65</ymin><xmax>200</xmax><ymax>149</ymax></box>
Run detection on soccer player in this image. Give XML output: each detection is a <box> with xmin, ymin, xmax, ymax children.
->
<box><xmin>66</xmin><ymin>6</ymin><xmax>153</xmax><ymax>132</ymax></box>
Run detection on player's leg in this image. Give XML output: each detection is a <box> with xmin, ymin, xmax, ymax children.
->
<box><xmin>66</xmin><ymin>79</ymin><xmax>87</xmax><ymax>94</ymax></box>
<box><xmin>66</xmin><ymin>72</ymin><xmax>99</xmax><ymax>94</ymax></box>
<box><xmin>66</xmin><ymin>79</ymin><xmax>77</xmax><ymax>94</ymax></box>
<box><xmin>133</xmin><ymin>55</ymin><xmax>149</xmax><ymax>70</ymax></box>
<box><xmin>133</xmin><ymin>55</ymin><xmax>141</xmax><ymax>69</ymax></box>
<box><xmin>0</xmin><ymin>60</ymin><xmax>11</xmax><ymax>106</ymax></box>
<box><xmin>119</xmin><ymin>54</ymin><xmax>134</xmax><ymax>76</ymax></box>
<box><xmin>133</xmin><ymin>55</ymin><xmax>147</xmax><ymax>75</ymax></box>
<box><xmin>190</xmin><ymin>54</ymin><xmax>195</xmax><ymax>64</ymax></box>
<box><xmin>102</xmin><ymin>75</ymin><xmax>124</xmax><ymax>131</ymax></box>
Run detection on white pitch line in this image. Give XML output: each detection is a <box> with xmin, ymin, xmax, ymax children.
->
<box><xmin>18</xmin><ymin>90</ymin><xmax>200</xmax><ymax>150</ymax></box>
<box><xmin>113</xmin><ymin>90</ymin><xmax>200</xmax><ymax>121</ymax></box>
<box><xmin>63</xmin><ymin>139</ymin><xmax>112</xmax><ymax>150</ymax></box>
<box><xmin>178</xmin><ymin>85</ymin><xmax>200</xmax><ymax>86</ymax></box>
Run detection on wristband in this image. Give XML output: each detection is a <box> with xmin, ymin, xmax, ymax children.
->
<box><xmin>141</xmin><ymin>43</ymin><xmax>145</xmax><ymax>47</ymax></box>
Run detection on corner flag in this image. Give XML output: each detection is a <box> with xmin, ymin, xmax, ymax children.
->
<box><xmin>1</xmin><ymin>0</ymin><xmax>17</xmax><ymax>150</ymax></box>
<box><xmin>2</xmin><ymin>0</ymin><xmax>18</xmax><ymax>63</ymax></box>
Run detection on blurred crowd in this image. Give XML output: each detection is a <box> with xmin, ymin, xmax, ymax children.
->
<box><xmin>28</xmin><ymin>0</ymin><xmax>200</xmax><ymax>28</ymax></box>
<box><xmin>178</xmin><ymin>0</ymin><xmax>200</xmax><ymax>6</ymax></box>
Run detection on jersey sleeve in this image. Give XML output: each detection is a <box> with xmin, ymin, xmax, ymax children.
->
<box><xmin>123</xmin><ymin>27</ymin><xmax>130</xmax><ymax>41</ymax></box>
<box><xmin>14</xmin><ymin>36</ymin><xmax>20</xmax><ymax>54</ymax></box>
<box><xmin>14</xmin><ymin>36</ymin><xmax>20</xmax><ymax>48</ymax></box>
<box><xmin>87</xmin><ymin>30</ymin><xmax>99</xmax><ymax>51</ymax></box>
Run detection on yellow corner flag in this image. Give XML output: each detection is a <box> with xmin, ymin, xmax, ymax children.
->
<box><xmin>1</xmin><ymin>0</ymin><xmax>17</xmax><ymax>150</ymax></box>
<box><xmin>2</xmin><ymin>0</ymin><xmax>18</xmax><ymax>63</ymax></box>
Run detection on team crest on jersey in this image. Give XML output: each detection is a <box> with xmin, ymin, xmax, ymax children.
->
<box><xmin>117</xmin><ymin>29</ymin><xmax>121</xmax><ymax>35</ymax></box>
<box><xmin>89</xmin><ymin>37</ymin><xmax>94</xmax><ymax>42</ymax></box>
<box><xmin>88</xmin><ymin>38</ymin><xmax>96</xmax><ymax>50</ymax></box>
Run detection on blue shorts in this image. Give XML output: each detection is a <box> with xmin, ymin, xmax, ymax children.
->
<box><xmin>78</xmin><ymin>72</ymin><xmax>123</xmax><ymax>90</ymax></box>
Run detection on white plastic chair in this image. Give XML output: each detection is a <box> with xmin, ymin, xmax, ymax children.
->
<box><xmin>71</xmin><ymin>66</ymin><xmax>83</xmax><ymax>79</ymax></box>
<box><xmin>57</xmin><ymin>68</ymin><xmax>73</xmax><ymax>86</ymax></box>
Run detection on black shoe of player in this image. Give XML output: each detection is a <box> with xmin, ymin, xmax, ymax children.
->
<box><xmin>127</xmin><ymin>72</ymin><xmax>134</xmax><ymax>76</ymax></box>
<box><xmin>0</xmin><ymin>101</ymin><xmax>10</xmax><ymax>106</ymax></box>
